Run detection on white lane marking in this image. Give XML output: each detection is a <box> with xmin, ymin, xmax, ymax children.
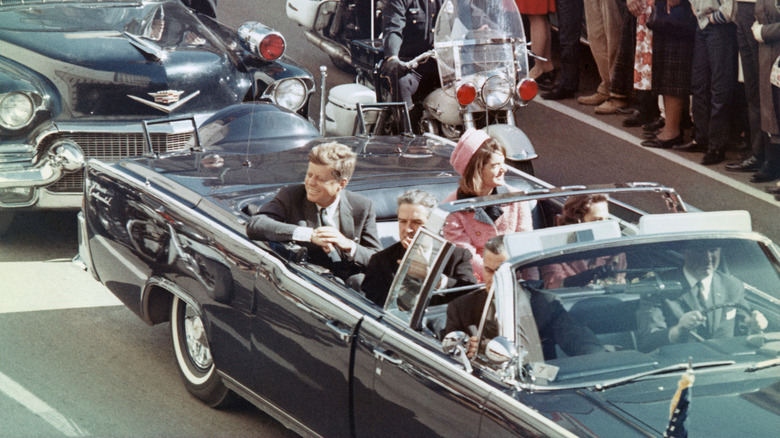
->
<box><xmin>0</xmin><ymin>371</ymin><xmax>89</xmax><ymax>436</ymax></box>
<box><xmin>535</xmin><ymin>99</ymin><xmax>780</xmax><ymax>206</ymax></box>
<box><xmin>0</xmin><ymin>259</ymin><xmax>121</xmax><ymax>314</ymax></box>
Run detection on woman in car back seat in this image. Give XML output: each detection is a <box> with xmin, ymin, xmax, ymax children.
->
<box><xmin>443</xmin><ymin>128</ymin><xmax>535</xmax><ymax>282</ymax></box>
<box><xmin>540</xmin><ymin>194</ymin><xmax>627</xmax><ymax>288</ymax></box>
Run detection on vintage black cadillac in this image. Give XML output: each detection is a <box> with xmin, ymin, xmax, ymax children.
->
<box><xmin>0</xmin><ymin>0</ymin><xmax>315</xmax><ymax>234</ymax></box>
<box><xmin>78</xmin><ymin>103</ymin><xmax>780</xmax><ymax>437</ymax></box>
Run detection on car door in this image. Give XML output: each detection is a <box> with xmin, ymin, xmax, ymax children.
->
<box><xmin>352</xmin><ymin>230</ymin><xmax>489</xmax><ymax>437</ymax></box>
<box><xmin>250</xmin><ymin>264</ymin><xmax>364</xmax><ymax>438</ymax></box>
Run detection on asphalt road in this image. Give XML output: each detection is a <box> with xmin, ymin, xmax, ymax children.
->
<box><xmin>1</xmin><ymin>1</ymin><xmax>778</xmax><ymax>437</ymax></box>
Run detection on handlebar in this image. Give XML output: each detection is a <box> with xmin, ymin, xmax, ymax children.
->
<box><xmin>402</xmin><ymin>50</ymin><xmax>436</xmax><ymax>70</ymax></box>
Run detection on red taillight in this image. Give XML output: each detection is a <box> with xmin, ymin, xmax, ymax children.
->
<box><xmin>456</xmin><ymin>83</ymin><xmax>477</xmax><ymax>105</ymax></box>
<box><xmin>259</xmin><ymin>34</ymin><xmax>285</xmax><ymax>60</ymax></box>
<box><xmin>517</xmin><ymin>78</ymin><xmax>538</xmax><ymax>101</ymax></box>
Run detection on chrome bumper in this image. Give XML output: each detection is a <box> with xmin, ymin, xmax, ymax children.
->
<box><xmin>0</xmin><ymin>139</ymin><xmax>84</xmax><ymax>189</ymax></box>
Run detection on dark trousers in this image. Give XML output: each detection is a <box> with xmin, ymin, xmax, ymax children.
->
<box><xmin>610</xmin><ymin>0</ymin><xmax>636</xmax><ymax>98</ymax></box>
<box><xmin>554</xmin><ymin>0</ymin><xmax>584</xmax><ymax>91</ymax></box>
<box><xmin>735</xmin><ymin>2</ymin><xmax>769</xmax><ymax>160</ymax></box>
<box><xmin>396</xmin><ymin>58</ymin><xmax>439</xmax><ymax>109</ymax></box>
<box><xmin>691</xmin><ymin>23</ymin><xmax>739</xmax><ymax>152</ymax></box>
<box><xmin>769</xmin><ymin>87</ymin><xmax>780</xmax><ymax>173</ymax></box>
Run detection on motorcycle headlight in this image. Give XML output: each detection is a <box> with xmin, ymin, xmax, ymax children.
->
<box><xmin>481</xmin><ymin>75</ymin><xmax>512</xmax><ymax>110</ymax></box>
<box><xmin>271</xmin><ymin>78</ymin><xmax>307</xmax><ymax>111</ymax></box>
<box><xmin>0</xmin><ymin>92</ymin><xmax>36</xmax><ymax>130</ymax></box>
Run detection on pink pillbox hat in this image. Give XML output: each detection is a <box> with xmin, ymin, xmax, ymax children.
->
<box><xmin>450</xmin><ymin>128</ymin><xmax>491</xmax><ymax>175</ymax></box>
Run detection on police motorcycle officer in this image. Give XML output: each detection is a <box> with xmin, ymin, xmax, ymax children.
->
<box><xmin>382</xmin><ymin>0</ymin><xmax>442</xmax><ymax>128</ymax></box>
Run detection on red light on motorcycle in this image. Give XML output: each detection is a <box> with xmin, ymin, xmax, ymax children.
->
<box><xmin>259</xmin><ymin>33</ymin><xmax>285</xmax><ymax>60</ymax></box>
<box><xmin>456</xmin><ymin>83</ymin><xmax>477</xmax><ymax>105</ymax></box>
<box><xmin>517</xmin><ymin>78</ymin><xmax>538</xmax><ymax>101</ymax></box>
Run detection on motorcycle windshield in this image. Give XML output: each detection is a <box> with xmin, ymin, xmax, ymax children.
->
<box><xmin>434</xmin><ymin>0</ymin><xmax>527</xmax><ymax>102</ymax></box>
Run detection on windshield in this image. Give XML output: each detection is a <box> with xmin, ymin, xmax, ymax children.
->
<box><xmin>491</xmin><ymin>236</ymin><xmax>780</xmax><ymax>387</ymax></box>
<box><xmin>434</xmin><ymin>0</ymin><xmax>527</xmax><ymax>102</ymax></box>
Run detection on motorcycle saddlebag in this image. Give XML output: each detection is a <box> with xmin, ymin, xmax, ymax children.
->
<box><xmin>350</xmin><ymin>39</ymin><xmax>384</xmax><ymax>71</ymax></box>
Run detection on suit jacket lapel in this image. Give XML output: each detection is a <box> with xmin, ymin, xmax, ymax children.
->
<box><xmin>681</xmin><ymin>290</ymin><xmax>701</xmax><ymax>312</ymax></box>
<box><xmin>303</xmin><ymin>198</ymin><xmax>319</xmax><ymax>228</ymax></box>
<box><xmin>339</xmin><ymin>194</ymin><xmax>355</xmax><ymax>239</ymax></box>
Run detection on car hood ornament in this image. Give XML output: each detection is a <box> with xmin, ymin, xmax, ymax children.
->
<box><xmin>128</xmin><ymin>90</ymin><xmax>200</xmax><ymax>113</ymax></box>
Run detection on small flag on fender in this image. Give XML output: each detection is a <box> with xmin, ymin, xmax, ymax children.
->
<box><xmin>664</xmin><ymin>361</ymin><xmax>695</xmax><ymax>438</ymax></box>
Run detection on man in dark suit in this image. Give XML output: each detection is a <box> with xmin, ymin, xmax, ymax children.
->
<box><xmin>445</xmin><ymin>236</ymin><xmax>605</xmax><ymax>358</ymax></box>
<box><xmin>247</xmin><ymin>142</ymin><xmax>382</xmax><ymax>279</ymax></box>
<box><xmin>362</xmin><ymin>190</ymin><xmax>477</xmax><ymax>306</ymax></box>
<box><xmin>636</xmin><ymin>244</ymin><xmax>768</xmax><ymax>352</ymax></box>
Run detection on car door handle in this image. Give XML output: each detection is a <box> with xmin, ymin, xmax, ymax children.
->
<box><xmin>325</xmin><ymin>320</ymin><xmax>352</xmax><ymax>343</ymax></box>
<box><xmin>373</xmin><ymin>349</ymin><xmax>403</xmax><ymax>366</ymax></box>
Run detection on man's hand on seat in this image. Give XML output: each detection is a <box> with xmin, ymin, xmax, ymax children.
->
<box><xmin>312</xmin><ymin>226</ymin><xmax>356</xmax><ymax>254</ymax></box>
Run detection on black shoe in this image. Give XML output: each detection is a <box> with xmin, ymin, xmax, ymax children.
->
<box><xmin>765</xmin><ymin>185</ymin><xmax>780</xmax><ymax>194</ymax></box>
<box><xmin>725</xmin><ymin>156</ymin><xmax>762</xmax><ymax>172</ymax></box>
<box><xmin>700</xmin><ymin>150</ymin><xmax>725</xmax><ymax>165</ymax></box>
<box><xmin>641</xmin><ymin>134</ymin><xmax>684</xmax><ymax>149</ymax></box>
<box><xmin>535</xmin><ymin>70</ymin><xmax>557</xmax><ymax>91</ymax></box>
<box><xmin>623</xmin><ymin>111</ymin><xmax>660</xmax><ymax>128</ymax></box>
<box><xmin>541</xmin><ymin>87</ymin><xmax>575</xmax><ymax>100</ymax></box>
<box><xmin>750</xmin><ymin>171</ymin><xmax>780</xmax><ymax>183</ymax></box>
<box><xmin>642</xmin><ymin>117</ymin><xmax>665</xmax><ymax>132</ymax></box>
<box><xmin>673</xmin><ymin>140</ymin><xmax>707</xmax><ymax>152</ymax></box>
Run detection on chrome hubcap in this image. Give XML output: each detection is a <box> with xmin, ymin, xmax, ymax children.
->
<box><xmin>183</xmin><ymin>305</ymin><xmax>212</xmax><ymax>369</ymax></box>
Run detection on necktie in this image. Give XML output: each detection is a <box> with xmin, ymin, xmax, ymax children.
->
<box><xmin>695</xmin><ymin>281</ymin><xmax>707</xmax><ymax>308</ymax></box>
<box><xmin>318</xmin><ymin>208</ymin><xmax>341</xmax><ymax>262</ymax></box>
<box><xmin>319</xmin><ymin>208</ymin><xmax>332</xmax><ymax>228</ymax></box>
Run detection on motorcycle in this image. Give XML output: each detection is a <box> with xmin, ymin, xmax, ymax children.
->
<box><xmin>286</xmin><ymin>0</ymin><xmax>383</xmax><ymax>71</ymax></box>
<box><xmin>317</xmin><ymin>0</ymin><xmax>539</xmax><ymax>174</ymax></box>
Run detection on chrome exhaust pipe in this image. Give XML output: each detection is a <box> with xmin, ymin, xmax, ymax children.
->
<box><xmin>304</xmin><ymin>30</ymin><xmax>352</xmax><ymax>66</ymax></box>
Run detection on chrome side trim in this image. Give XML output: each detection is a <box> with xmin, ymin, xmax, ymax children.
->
<box><xmin>219</xmin><ymin>372</ymin><xmax>322</xmax><ymax>438</ymax></box>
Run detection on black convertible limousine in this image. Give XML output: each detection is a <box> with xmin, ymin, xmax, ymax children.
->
<box><xmin>78</xmin><ymin>103</ymin><xmax>780</xmax><ymax>437</ymax></box>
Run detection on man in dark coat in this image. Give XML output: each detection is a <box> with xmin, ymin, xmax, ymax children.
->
<box><xmin>247</xmin><ymin>142</ymin><xmax>382</xmax><ymax>279</ymax></box>
<box><xmin>363</xmin><ymin>189</ymin><xmax>477</xmax><ymax>306</ymax></box>
<box><xmin>445</xmin><ymin>236</ymin><xmax>605</xmax><ymax>358</ymax></box>
<box><xmin>636</xmin><ymin>244</ymin><xmax>767</xmax><ymax>352</ymax></box>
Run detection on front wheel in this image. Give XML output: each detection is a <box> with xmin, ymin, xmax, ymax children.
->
<box><xmin>170</xmin><ymin>295</ymin><xmax>236</xmax><ymax>408</ymax></box>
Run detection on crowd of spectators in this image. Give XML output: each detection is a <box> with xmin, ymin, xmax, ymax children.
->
<box><xmin>537</xmin><ymin>0</ymin><xmax>780</xmax><ymax>183</ymax></box>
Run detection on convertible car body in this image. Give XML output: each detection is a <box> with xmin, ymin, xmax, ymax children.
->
<box><xmin>0</xmin><ymin>0</ymin><xmax>314</xmax><ymax>232</ymax></box>
<box><xmin>78</xmin><ymin>103</ymin><xmax>780</xmax><ymax>437</ymax></box>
